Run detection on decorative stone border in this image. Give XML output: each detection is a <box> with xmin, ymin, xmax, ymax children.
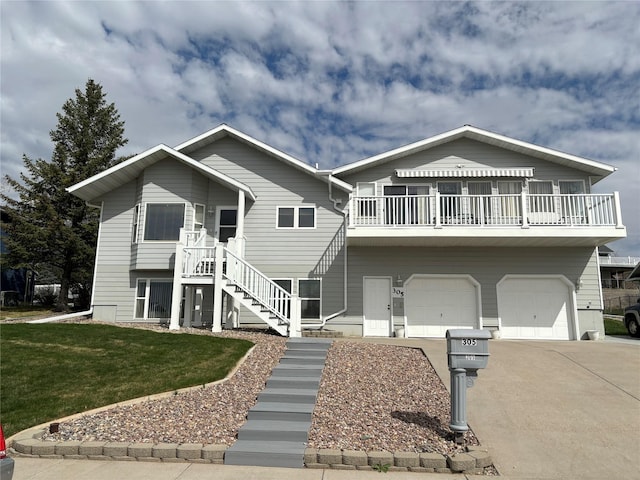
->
<box><xmin>10</xmin><ymin>428</ymin><xmax>492</xmax><ymax>474</ymax></box>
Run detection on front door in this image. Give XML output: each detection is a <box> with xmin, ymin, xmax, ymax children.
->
<box><xmin>363</xmin><ymin>277</ymin><xmax>392</xmax><ymax>337</ymax></box>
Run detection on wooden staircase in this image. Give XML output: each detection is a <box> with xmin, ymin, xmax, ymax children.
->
<box><xmin>175</xmin><ymin>233</ymin><xmax>300</xmax><ymax>336</ymax></box>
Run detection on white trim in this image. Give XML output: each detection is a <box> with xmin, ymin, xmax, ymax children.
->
<box><xmin>298</xmin><ymin>278</ymin><xmax>321</xmax><ymax>320</ymax></box>
<box><xmin>67</xmin><ymin>144</ymin><xmax>256</xmax><ymax>202</ymax></box>
<box><xmin>134</xmin><ymin>278</ymin><xmax>173</xmax><ymax>320</ymax></box>
<box><xmin>404</xmin><ymin>274</ymin><xmax>483</xmax><ymax>332</ymax></box>
<box><xmin>215</xmin><ymin>205</ymin><xmax>237</xmax><ymax>243</ymax></box>
<box><xmin>193</xmin><ymin>203</ymin><xmax>205</xmax><ymax>231</ymax></box>
<box><xmin>141</xmin><ymin>202</ymin><xmax>186</xmax><ymax>243</ymax></box>
<box><xmin>496</xmin><ymin>274</ymin><xmax>578</xmax><ymax>340</ymax></box>
<box><xmin>276</xmin><ymin>205</ymin><xmax>317</xmax><ymax>229</ymax></box>
<box><xmin>175</xmin><ymin>124</ymin><xmax>351</xmax><ymax>193</ymax></box>
<box><xmin>333</xmin><ymin>125</ymin><xmax>616</xmax><ymax>179</ymax></box>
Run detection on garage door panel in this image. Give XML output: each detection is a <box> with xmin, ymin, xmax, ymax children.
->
<box><xmin>498</xmin><ymin>277</ymin><xmax>572</xmax><ymax>340</ymax></box>
<box><xmin>406</xmin><ymin>276</ymin><xmax>478</xmax><ymax>338</ymax></box>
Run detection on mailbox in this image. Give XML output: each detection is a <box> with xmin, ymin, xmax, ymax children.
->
<box><xmin>446</xmin><ymin>329</ymin><xmax>491</xmax><ymax>370</ymax></box>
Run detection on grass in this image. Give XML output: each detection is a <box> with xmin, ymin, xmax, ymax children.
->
<box><xmin>0</xmin><ymin>323</ymin><xmax>253</xmax><ymax>437</ymax></box>
<box><xmin>0</xmin><ymin>306</ymin><xmax>56</xmax><ymax>321</ymax></box>
<box><xmin>604</xmin><ymin>317</ymin><xmax>628</xmax><ymax>336</ymax></box>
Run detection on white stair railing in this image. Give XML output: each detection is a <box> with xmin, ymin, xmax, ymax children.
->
<box><xmin>223</xmin><ymin>247</ymin><xmax>292</xmax><ymax>325</ymax></box>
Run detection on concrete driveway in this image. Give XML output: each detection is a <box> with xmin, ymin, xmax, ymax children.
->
<box><xmin>422</xmin><ymin>336</ymin><xmax>640</xmax><ymax>479</ymax></box>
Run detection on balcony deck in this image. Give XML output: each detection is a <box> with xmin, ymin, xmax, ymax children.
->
<box><xmin>347</xmin><ymin>193</ymin><xmax>626</xmax><ymax>247</ymax></box>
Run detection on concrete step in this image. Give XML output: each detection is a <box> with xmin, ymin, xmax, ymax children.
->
<box><xmin>287</xmin><ymin>337</ymin><xmax>333</xmax><ymax>345</ymax></box>
<box><xmin>224</xmin><ymin>440</ymin><xmax>306</xmax><ymax>468</ymax></box>
<box><xmin>248</xmin><ymin>402</ymin><xmax>314</xmax><ymax>422</ymax></box>
<box><xmin>283</xmin><ymin>348</ymin><xmax>330</xmax><ymax>357</ymax></box>
<box><xmin>237</xmin><ymin>419</ymin><xmax>311</xmax><ymax>442</ymax></box>
<box><xmin>279</xmin><ymin>355</ymin><xmax>326</xmax><ymax>366</ymax></box>
<box><xmin>257</xmin><ymin>387</ymin><xmax>317</xmax><ymax>404</ymax></box>
<box><xmin>266</xmin><ymin>376</ymin><xmax>320</xmax><ymax>389</ymax></box>
<box><xmin>270</xmin><ymin>365</ymin><xmax>323</xmax><ymax>377</ymax></box>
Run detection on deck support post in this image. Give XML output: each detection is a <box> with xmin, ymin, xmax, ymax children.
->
<box><xmin>212</xmin><ymin>244</ymin><xmax>224</xmax><ymax>333</ymax></box>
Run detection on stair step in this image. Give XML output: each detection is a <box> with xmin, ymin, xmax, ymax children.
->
<box><xmin>257</xmin><ymin>387</ymin><xmax>317</xmax><ymax>404</ymax></box>
<box><xmin>270</xmin><ymin>365</ymin><xmax>323</xmax><ymax>377</ymax></box>
<box><xmin>237</xmin><ymin>419</ymin><xmax>310</xmax><ymax>442</ymax></box>
<box><xmin>266</xmin><ymin>377</ymin><xmax>320</xmax><ymax>389</ymax></box>
<box><xmin>284</xmin><ymin>347</ymin><xmax>330</xmax><ymax>357</ymax></box>
<box><xmin>224</xmin><ymin>441</ymin><xmax>306</xmax><ymax>468</ymax></box>
<box><xmin>279</xmin><ymin>356</ymin><xmax>326</xmax><ymax>366</ymax></box>
<box><xmin>248</xmin><ymin>402</ymin><xmax>314</xmax><ymax>422</ymax></box>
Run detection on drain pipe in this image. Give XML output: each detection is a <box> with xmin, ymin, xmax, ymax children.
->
<box><xmin>27</xmin><ymin>308</ymin><xmax>93</xmax><ymax>324</ymax></box>
<box><xmin>304</xmin><ymin>173</ymin><xmax>349</xmax><ymax>329</ymax></box>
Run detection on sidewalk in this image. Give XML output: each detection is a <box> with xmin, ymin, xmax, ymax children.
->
<box><xmin>12</xmin><ymin>456</ymin><xmax>471</xmax><ymax>480</ymax></box>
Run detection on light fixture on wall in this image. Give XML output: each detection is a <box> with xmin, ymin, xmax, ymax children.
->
<box><xmin>207</xmin><ymin>206</ymin><xmax>215</xmax><ymax>217</ymax></box>
<box><xmin>396</xmin><ymin>274</ymin><xmax>403</xmax><ymax>286</ymax></box>
<box><xmin>576</xmin><ymin>279</ymin><xmax>583</xmax><ymax>291</ymax></box>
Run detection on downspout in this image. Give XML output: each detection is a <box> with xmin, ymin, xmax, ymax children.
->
<box><xmin>304</xmin><ymin>173</ymin><xmax>348</xmax><ymax>329</ymax></box>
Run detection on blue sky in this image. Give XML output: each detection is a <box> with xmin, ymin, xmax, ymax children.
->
<box><xmin>1</xmin><ymin>1</ymin><xmax>639</xmax><ymax>254</ymax></box>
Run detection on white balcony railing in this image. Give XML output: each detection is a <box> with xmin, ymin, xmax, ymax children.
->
<box><xmin>349</xmin><ymin>193</ymin><xmax>622</xmax><ymax>228</ymax></box>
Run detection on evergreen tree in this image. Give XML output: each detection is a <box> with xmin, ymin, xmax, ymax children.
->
<box><xmin>1</xmin><ymin>79</ymin><xmax>127</xmax><ymax>311</ymax></box>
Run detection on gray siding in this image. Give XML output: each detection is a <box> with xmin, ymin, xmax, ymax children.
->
<box><xmin>331</xmin><ymin>246</ymin><xmax>600</xmax><ymax>331</ymax></box>
<box><xmin>189</xmin><ymin>136</ymin><xmax>347</xmax><ymax>316</ymax></box>
<box><xmin>339</xmin><ymin>138</ymin><xmax>593</xmax><ymax>192</ymax></box>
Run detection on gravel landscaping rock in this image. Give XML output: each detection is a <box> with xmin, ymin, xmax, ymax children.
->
<box><xmin>42</xmin><ymin>325</ymin><xmax>478</xmax><ymax>457</ymax></box>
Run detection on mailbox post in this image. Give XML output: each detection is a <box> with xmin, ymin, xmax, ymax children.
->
<box><xmin>446</xmin><ymin>329</ymin><xmax>491</xmax><ymax>444</ymax></box>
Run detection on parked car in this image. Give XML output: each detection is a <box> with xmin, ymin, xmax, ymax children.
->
<box><xmin>0</xmin><ymin>424</ymin><xmax>14</xmax><ymax>480</ymax></box>
<box><xmin>624</xmin><ymin>298</ymin><xmax>640</xmax><ymax>338</ymax></box>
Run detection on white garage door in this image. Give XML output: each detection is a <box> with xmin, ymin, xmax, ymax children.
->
<box><xmin>405</xmin><ymin>276</ymin><xmax>479</xmax><ymax>337</ymax></box>
<box><xmin>498</xmin><ymin>277</ymin><xmax>573</xmax><ymax>340</ymax></box>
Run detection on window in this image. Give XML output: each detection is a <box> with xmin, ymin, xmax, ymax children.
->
<box><xmin>467</xmin><ymin>182</ymin><xmax>492</xmax><ymax>223</ymax></box>
<box><xmin>132</xmin><ymin>204</ymin><xmax>140</xmax><ymax>243</ymax></box>
<box><xmin>356</xmin><ymin>183</ymin><xmax>377</xmax><ymax>219</ymax></box>
<box><xmin>383</xmin><ymin>185</ymin><xmax>430</xmax><ymax>225</ymax></box>
<box><xmin>528</xmin><ymin>181</ymin><xmax>554</xmax><ymax>212</ymax></box>
<box><xmin>498</xmin><ymin>181</ymin><xmax>522</xmax><ymax>220</ymax></box>
<box><xmin>277</xmin><ymin>206</ymin><xmax>316</xmax><ymax>229</ymax></box>
<box><xmin>559</xmin><ymin>181</ymin><xmax>585</xmax><ymax>195</ymax></box>
<box><xmin>193</xmin><ymin>204</ymin><xmax>205</xmax><ymax>231</ymax></box>
<box><xmin>135</xmin><ymin>279</ymin><xmax>173</xmax><ymax>319</ymax></box>
<box><xmin>438</xmin><ymin>182</ymin><xmax>462</xmax><ymax>220</ymax></box>
<box><xmin>216</xmin><ymin>208</ymin><xmax>237</xmax><ymax>242</ymax></box>
<box><xmin>298</xmin><ymin>279</ymin><xmax>321</xmax><ymax>320</ymax></box>
<box><xmin>143</xmin><ymin>203</ymin><xmax>185</xmax><ymax>241</ymax></box>
<box><xmin>559</xmin><ymin>181</ymin><xmax>586</xmax><ymax>223</ymax></box>
<box><xmin>272</xmin><ymin>279</ymin><xmax>292</xmax><ymax>317</ymax></box>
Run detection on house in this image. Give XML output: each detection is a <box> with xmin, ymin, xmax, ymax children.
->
<box><xmin>68</xmin><ymin>125</ymin><xmax>627</xmax><ymax>340</ymax></box>
<box><xmin>597</xmin><ymin>246</ymin><xmax>640</xmax><ymax>289</ymax></box>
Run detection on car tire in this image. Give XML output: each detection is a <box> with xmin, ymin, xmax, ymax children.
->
<box><xmin>627</xmin><ymin>317</ymin><xmax>640</xmax><ymax>338</ymax></box>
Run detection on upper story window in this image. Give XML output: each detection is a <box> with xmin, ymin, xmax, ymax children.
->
<box><xmin>143</xmin><ymin>203</ymin><xmax>185</xmax><ymax>241</ymax></box>
<box><xmin>132</xmin><ymin>204</ymin><xmax>140</xmax><ymax>243</ymax></box>
<box><xmin>193</xmin><ymin>204</ymin><xmax>205</xmax><ymax>231</ymax></box>
<box><xmin>277</xmin><ymin>206</ymin><xmax>316</xmax><ymax>229</ymax></box>
<box><xmin>559</xmin><ymin>181</ymin><xmax>585</xmax><ymax>194</ymax></box>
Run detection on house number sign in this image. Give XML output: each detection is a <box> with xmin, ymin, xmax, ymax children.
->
<box><xmin>392</xmin><ymin>287</ymin><xmax>405</xmax><ymax>298</ymax></box>
<box><xmin>461</xmin><ymin>338</ymin><xmax>478</xmax><ymax>346</ymax></box>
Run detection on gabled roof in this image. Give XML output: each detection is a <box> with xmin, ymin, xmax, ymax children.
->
<box><xmin>175</xmin><ymin>124</ymin><xmax>352</xmax><ymax>192</ymax></box>
<box><xmin>332</xmin><ymin>125</ymin><xmax>617</xmax><ymax>183</ymax></box>
<box><xmin>67</xmin><ymin>144</ymin><xmax>257</xmax><ymax>202</ymax></box>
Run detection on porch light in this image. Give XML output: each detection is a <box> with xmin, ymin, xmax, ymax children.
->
<box><xmin>396</xmin><ymin>274</ymin><xmax>403</xmax><ymax>286</ymax></box>
<box><xmin>207</xmin><ymin>206</ymin><xmax>215</xmax><ymax>216</ymax></box>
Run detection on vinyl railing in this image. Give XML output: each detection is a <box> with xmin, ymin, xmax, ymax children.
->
<box><xmin>349</xmin><ymin>193</ymin><xmax>621</xmax><ymax>228</ymax></box>
<box><xmin>223</xmin><ymin>248</ymin><xmax>292</xmax><ymax>323</ymax></box>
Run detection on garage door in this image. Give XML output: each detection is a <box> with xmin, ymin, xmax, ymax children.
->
<box><xmin>498</xmin><ymin>277</ymin><xmax>573</xmax><ymax>340</ymax></box>
<box><xmin>405</xmin><ymin>276</ymin><xmax>479</xmax><ymax>337</ymax></box>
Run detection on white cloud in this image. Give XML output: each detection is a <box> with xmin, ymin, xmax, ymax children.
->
<box><xmin>1</xmin><ymin>0</ymin><xmax>639</xmax><ymax>253</ymax></box>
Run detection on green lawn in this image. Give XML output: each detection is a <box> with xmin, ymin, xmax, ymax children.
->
<box><xmin>0</xmin><ymin>323</ymin><xmax>253</xmax><ymax>437</ymax></box>
<box><xmin>604</xmin><ymin>317</ymin><xmax>628</xmax><ymax>336</ymax></box>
